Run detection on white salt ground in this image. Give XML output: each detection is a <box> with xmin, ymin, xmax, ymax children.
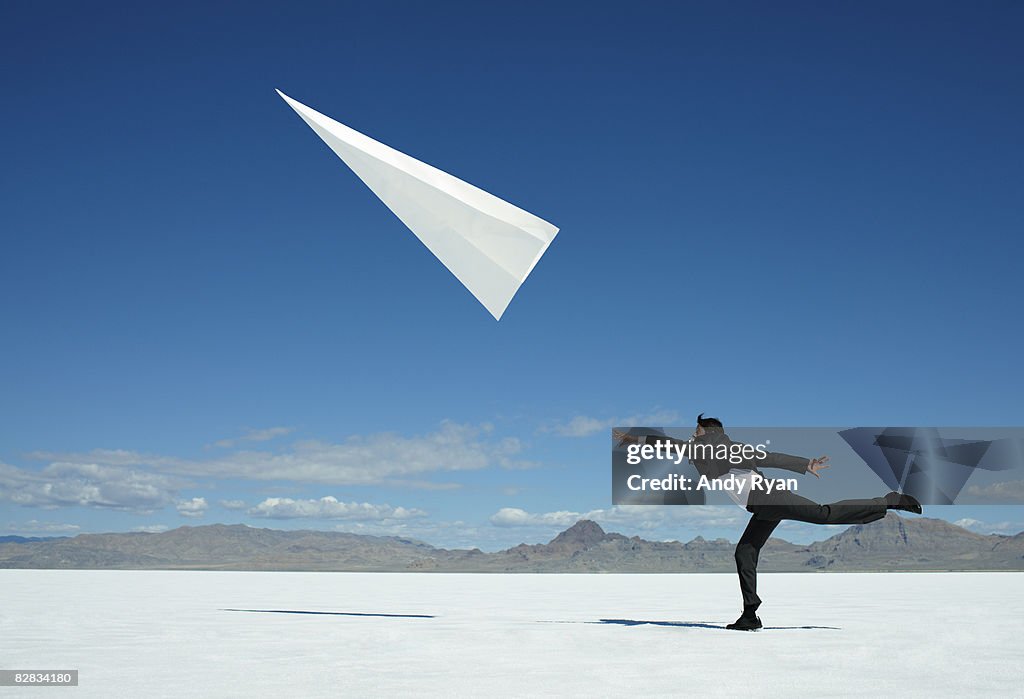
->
<box><xmin>1</xmin><ymin>570</ymin><xmax>1018</xmax><ymax>698</ymax></box>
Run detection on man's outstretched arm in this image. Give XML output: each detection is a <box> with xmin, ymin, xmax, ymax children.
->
<box><xmin>759</xmin><ymin>450</ymin><xmax>809</xmax><ymax>473</ymax></box>
<box><xmin>759</xmin><ymin>452</ymin><xmax>831</xmax><ymax>478</ymax></box>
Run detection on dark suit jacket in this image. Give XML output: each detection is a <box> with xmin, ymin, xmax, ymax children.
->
<box><xmin>640</xmin><ymin>429</ymin><xmax>809</xmax><ymax>481</ymax></box>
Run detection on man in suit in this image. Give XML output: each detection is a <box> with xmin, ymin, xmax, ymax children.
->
<box><xmin>614</xmin><ymin>414</ymin><xmax>922</xmax><ymax>631</ymax></box>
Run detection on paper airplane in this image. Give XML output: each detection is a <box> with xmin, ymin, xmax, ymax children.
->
<box><xmin>277</xmin><ymin>89</ymin><xmax>558</xmax><ymax>320</ymax></box>
<box><xmin>839</xmin><ymin>427</ymin><xmax>1024</xmax><ymax>504</ymax></box>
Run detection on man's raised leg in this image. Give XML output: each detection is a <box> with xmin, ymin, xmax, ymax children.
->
<box><xmin>747</xmin><ymin>488</ymin><xmax>888</xmax><ymax>525</ymax></box>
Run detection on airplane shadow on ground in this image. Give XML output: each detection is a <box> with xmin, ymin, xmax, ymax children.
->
<box><xmin>222</xmin><ymin>609</ymin><xmax>434</xmax><ymax>619</ymax></box>
<box><xmin>596</xmin><ymin>619</ymin><xmax>841</xmax><ymax>631</ymax></box>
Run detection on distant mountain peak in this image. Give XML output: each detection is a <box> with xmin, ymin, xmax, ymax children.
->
<box><xmin>809</xmin><ymin>512</ymin><xmax>994</xmax><ymax>558</ymax></box>
<box><xmin>548</xmin><ymin>520</ymin><xmax>606</xmax><ymax>549</ymax></box>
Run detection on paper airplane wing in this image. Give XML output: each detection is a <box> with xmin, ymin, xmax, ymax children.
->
<box><xmin>838</xmin><ymin>427</ymin><xmax>1024</xmax><ymax>504</ymax></box>
<box><xmin>277</xmin><ymin>90</ymin><xmax>559</xmax><ymax>320</ymax></box>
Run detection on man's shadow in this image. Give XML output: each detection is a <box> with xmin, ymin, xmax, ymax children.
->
<box><xmin>597</xmin><ymin>618</ymin><xmax>840</xmax><ymax>631</ymax></box>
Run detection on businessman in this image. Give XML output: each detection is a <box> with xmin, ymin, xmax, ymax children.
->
<box><xmin>614</xmin><ymin>415</ymin><xmax>922</xmax><ymax>631</ymax></box>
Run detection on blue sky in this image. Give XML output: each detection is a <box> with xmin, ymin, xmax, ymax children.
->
<box><xmin>2</xmin><ymin>1</ymin><xmax>1022</xmax><ymax>549</ymax></box>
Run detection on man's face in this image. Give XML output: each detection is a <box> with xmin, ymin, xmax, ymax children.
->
<box><xmin>694</xmin><ymin>424</ymin><xmax>705</xmax><ymax>438</ymax></box>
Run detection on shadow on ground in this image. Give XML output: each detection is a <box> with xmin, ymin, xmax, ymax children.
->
<box><xmin>221</xmin><ymin>610</ymin><xmax>837</xmax><ymax>629</ymax></box>
<box><xmin>222</xmin><ymin>609</ymin><xmax>434</xmax><ymax>618</ymax></box>
<box><xmin>597</xmin><ymin>618</ymin><xmax>840</xmax><ymax>630</ymax></box>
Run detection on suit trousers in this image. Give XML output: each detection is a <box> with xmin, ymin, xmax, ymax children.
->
<box><xmin>734</xmin><ymin>489</ymin><xmax>888</xmax><ymax>610</ymax></box>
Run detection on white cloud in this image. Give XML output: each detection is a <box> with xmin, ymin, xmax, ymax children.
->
<box><xmin>954</xmin><ymin>518</ymin><xmax>982</xmax><ymax>529</ymax></box>
<box><xmin>5</xmin><ymin>519</ymin><xmax>81</xmax><ymax>534</ymax></box>
<box><xmin>545</xmin><ymin>410</ymin><xmax>681</xmax><ymax>438</ymax></box>
<box><xmin>549</xmin><ymin>416</ymin><xmax>610</xmax><ymax>438</ymax></box>
<box><xmin>132</xmin><ymin>524</ymin><xmax>170</xmax><ymax>533</ymax></box>
<box><xmin>965</xmin><ymin>481</ymin><xmax>1024</xmax><ymax>504</ymax></box>
<box><xmin>0</xmin><ymin>461</ymin><xmax>184</xmax><ymax>513</ymax></box>
<box><xmin>176</xmin><ymin>497</ymin><xmax>208</xmax><ymax>518</ymax></box>
<box><xmin>29</xmin><ymin>422</ymin><xmax>522</xmax><ymax>487</ymax></box>
<box><xmin>248</xmin><ymin>496</ymin><xmax>427</xmax><ymax>521</ymax></box>
<box><xmin>219</xmin><ymin>499</ymin><xmax>247</xmax><ymax>510</ymax></box>
<box><xmin>211</xmin><ymin>426</ymin><xmax>295</xmax><ymax>449</ymax></box>
<box><xmin>490</xmin><ymin>508</ymin><xmax>583</xmax><ymax>528</ymax></box>
<box><xmin>953</xmin><ymin>517</ymin><xmax>1021</xmax><ymax>534</ymax></box>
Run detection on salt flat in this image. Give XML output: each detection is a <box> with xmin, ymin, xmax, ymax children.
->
<box><xmin>1</xmin><ymin>571</ymin><xmax>1018</xmax><ymax>697</ymax></box>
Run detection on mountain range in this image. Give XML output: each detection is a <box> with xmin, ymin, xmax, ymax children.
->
<box><xmin>0</xmin><ymin>514</ymin><xmax>1021</xmax><ymax>572</ymax></box>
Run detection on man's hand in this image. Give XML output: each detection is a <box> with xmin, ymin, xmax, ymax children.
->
<box><xmin>807</xmin><ymin>455</ymin><xmax>830</xmax><ymax>478</ymax></box>
<box><xmin>612</xmin><ymin>429</ymin><xmax>639</xmax><ymax>445</ymax></box>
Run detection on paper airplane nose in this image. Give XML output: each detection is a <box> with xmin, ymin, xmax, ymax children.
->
<box><xmin>277</xmin><ymin>89</ymin><xmax>559</xmax><ymax>320</ymax></box>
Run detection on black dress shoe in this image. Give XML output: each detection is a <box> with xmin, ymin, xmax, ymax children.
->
<box><xmin>726</xmin><ymin>614</ymin><xmax>762</xmax><ymax>631</ymax></box>
<box><xmin>885</xmin><ymin>491</ymin><xmax>923</xmax><ymax>514</ymax></box>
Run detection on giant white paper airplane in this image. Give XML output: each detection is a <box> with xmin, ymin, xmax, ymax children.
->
<box><xmin>277</xmin><ymin>90</ymin><xmax>559</xmax><ymax>320</ymax></box>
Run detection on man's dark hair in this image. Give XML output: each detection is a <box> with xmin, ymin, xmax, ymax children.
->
<box><xmin>697</xmin><ymin>413</ymin><xmax>724</xmax><ymax>432</ymax></box>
